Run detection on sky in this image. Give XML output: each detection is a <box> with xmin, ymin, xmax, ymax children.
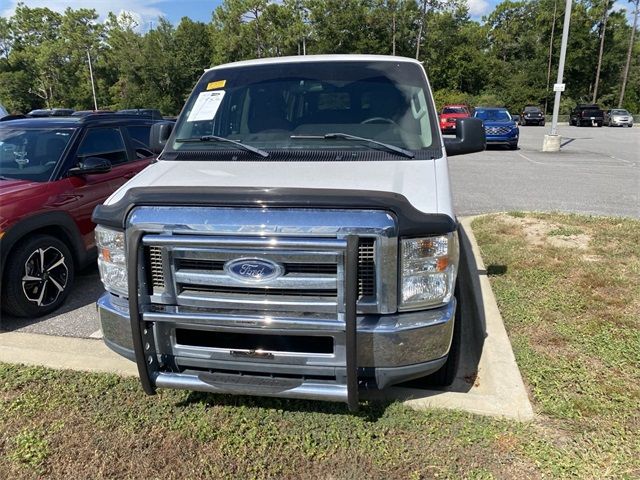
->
<box><xmin>0</xmin><ymin>0</ymin><xmax>635</xmax><ymax>30</ymax></box>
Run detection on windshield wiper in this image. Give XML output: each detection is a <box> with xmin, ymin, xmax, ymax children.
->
<box><xmin>290</xmin><ymin>133</ymin><xmax>415</xmax><ymax>159</ymax></box>
<box><xmin>175</xmin><ymin>135</ymin><xmax>269</xmax><ymax>158</ymax></box>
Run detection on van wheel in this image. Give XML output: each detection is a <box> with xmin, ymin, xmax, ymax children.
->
<box><xmin>427</xmin><ymin>284</ymin><xmax>462</xmax><ymax>387</ymax></box>
<box><xmin>1</xmin><ymin>235</ymin><xmax>75</xmax><ymax>318</ymax></box>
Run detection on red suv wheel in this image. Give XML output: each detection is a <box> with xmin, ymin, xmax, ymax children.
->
<box><xmin>1</xmin><ymin>234</ymin><xmax>75</xmax><ymax>317</ymax></box>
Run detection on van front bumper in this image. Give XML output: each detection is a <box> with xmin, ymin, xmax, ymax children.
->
<box><xmin>98</xmin><ymin>292</ymin><xmax>454</xmax><ymax>391</ymax></box>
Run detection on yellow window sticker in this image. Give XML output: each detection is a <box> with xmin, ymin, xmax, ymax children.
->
<box><xmin>206</xmin><ymin>80</ymin><xmax>226</xmax><ymax>90</ymax></box>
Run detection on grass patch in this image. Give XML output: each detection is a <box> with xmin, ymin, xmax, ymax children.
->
<box><xmin>0</xmin><ymin>211</ymin><xmax>636</xmax><ymax>478</ymax></box>
<box><xmin>7</xmin><ymin>428</ymin><xmax>50</xmax><ymax>474</ymax></box>
<box><xmin>0</xmin><ymin>363</ymin><xmax>543</xmax><ymax>479</ymax></box>
<box><xmin>547</xmin><ymin>225</ymin><xmax>584</xmax><ymax>236</ymax></box>
<box><xmin>473</xmin><ymin>212</ymin><xmax>639</xmax><ymax>478</ymax></box>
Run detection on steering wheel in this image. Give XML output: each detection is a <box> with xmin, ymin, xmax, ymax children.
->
<box><xmin>360</xmin><ymin>117</ymin><xmax>397</xmax><ymax>125</ymax></box>
<box><xmin>44</xmin><ymin>161</ymin><xmax>58</xmax><ymax>167</ymax></box>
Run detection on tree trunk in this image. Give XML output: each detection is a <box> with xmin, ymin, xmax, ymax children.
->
<box><xmin>415</xmin><ymin>0</ymin><xmax>428</xmax><ymax>59</ymax></box>
<box><xmin>392</xmin><ymin>10</ymin><xmax>396</xmax><ymax>56</ymax></box>
<box><xmin>619</xmin><ymin>0</ymin><xmax>639</xmax><ymax>107</ymax></box>
<box><xmin>592</xmin><ymin>0</ymin><xmax>610</xmax><ymax>104</ymax></box>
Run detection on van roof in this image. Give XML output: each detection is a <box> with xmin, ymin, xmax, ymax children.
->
<box><xmin>205</xmin><ymin>54</ymin><xmax>422</xmax><ymax>72</ymax></box>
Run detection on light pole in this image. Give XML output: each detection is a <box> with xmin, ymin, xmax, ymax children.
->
<box><xmin>87</xmin><ymin>49</ymin><xmax>98</xmax><ymax>111</ymax></box>
<box><xmin>543</xmin><ymin>0</ymin><xmax>573</xmax><ymax>151</ymax></box>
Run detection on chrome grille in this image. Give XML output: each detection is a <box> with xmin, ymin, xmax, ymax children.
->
<box><xmin>133</xmin><ymin>207</ymin><xmax>398</xmax><ymax>316</ymax></box>
<box><xmin>485</xmin><ymin>126</ymin><xmax>511</xmax><ymax>135</ymax></box>
<box><xmin>143</xmin><ymin>235</ymin><xmax>344</xmax><ymax>315</ymax></box>
<box><xmin>148</xmin><ymin>246</ymin><xmax>164</xmax><ymax>289</ymax></box>
<box><xmin>175</xmin><ymin>258</ymin><xmax>338</xmax><ymax>275</ymax></box>
<box><xmin>358</xmin><ymin>238</ymin><xmax>375</xmax><ymax>298</ymax></box>
<box><xmin>148</xmin><ymin>238</ymin><xmax>376</xmax><ymax>304</ymax></box>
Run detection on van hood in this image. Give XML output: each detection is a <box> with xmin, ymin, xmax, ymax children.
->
<box><xmin>106</xmin><ymin>159</ymin><xmax>444</xmax><ymax>216</ymax></box>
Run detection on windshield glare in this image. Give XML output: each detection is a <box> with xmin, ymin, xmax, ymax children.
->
<box><xmin>474</xmin><ymin>110</ymin><xmax>512</xmax><ymax>122</ymax></box>
<box><xmin>0</xmin><ymin>128</ymin><xmax>73</xmax><ymax>182</ymax></box>
<box><xmin>170</xmin><ymin>61</ymin><xmax>436</xmax><ymax>155</ymax></box>
<box><xmin>611</xmin><ymin>109</ymin><xmax>629</xmax><ymax>115</ymax></box>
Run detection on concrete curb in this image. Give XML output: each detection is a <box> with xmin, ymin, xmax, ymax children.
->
<box><xmin>0</xmin><ymin>331</ymin><xmax>138</xmax><ymax>377</ymax></box>
<box><xmin>0</xmin><ymin>216</ymin><xmax>534</xmax><ymax>421</ymax></box>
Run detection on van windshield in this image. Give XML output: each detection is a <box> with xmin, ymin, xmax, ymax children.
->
<box><xmin>169</xmin><ymin>60</ymin><xmax>438</xmax><ymax>157</ymax></box>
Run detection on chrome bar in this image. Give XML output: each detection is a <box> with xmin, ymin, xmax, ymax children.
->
<box><xmin>143</xmin><ymin>235</ymin><xmax>348</xmax><ymax>250</ymax></box>
<box><xmin>143</xmin><ymin>311</ymin><xmax>344</xmax><ymax>330</ymax></box>
<box><xmin>174</xmin><ymin>270</ymin><xmax>337</xmax><ymax>290</ymax></box>
<box><xmin>154</xmin><ymin>372</ymin><xmax>349</xmax><ymax>402</ymax></box>
<box><xmin>345</xmin><ymin>235</ymin><xmax>359</xmax><ymax>411</ymax></box>
<box><xmin>176</xmin><ymin>290</ymin><xmax>338</xmax><ymax>314</ymax></box>
<box><xmin>171</xmin><ymin>248</ymin><xmax>340</xmax><ymax>264</ymax></box>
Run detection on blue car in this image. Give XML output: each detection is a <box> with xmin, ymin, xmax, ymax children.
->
<box><xmin>474</xmin><ymin>107</ymin><xmax>519</xmax><ymax>150</ymax></box>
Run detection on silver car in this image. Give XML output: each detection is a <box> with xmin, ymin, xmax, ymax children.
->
<box><xmin>605</xmin><ymin>109</ymin><xmax>634</xmax><ymax>127</ymax></box>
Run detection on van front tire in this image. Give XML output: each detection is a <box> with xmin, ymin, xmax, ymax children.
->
<box><xmin>427</xmin><ymin>285</ymin><xmax>462</xmax><ymax>387</ymax></box>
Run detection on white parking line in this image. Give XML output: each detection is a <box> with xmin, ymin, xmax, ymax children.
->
<box><xmin>516</xmin><ymin>151</ymin><xmax>547</xmax><ymax>165</ymax></box>
<box><xmin>89</xmin><ymin>329</ymin><xmax>103</xmax><ymax>339</ymax></box>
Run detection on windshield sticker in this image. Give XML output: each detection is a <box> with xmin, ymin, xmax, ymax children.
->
<box><xmin>206</xmin><ymin>80</ymin><xmax>226</xmax><ymax>90</ymax></box>
<box><xmin>187</xmin><ymin>90</ymin><xmax>226</xmax><ymax>122</ymax></box>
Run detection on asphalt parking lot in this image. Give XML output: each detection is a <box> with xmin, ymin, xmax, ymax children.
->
<box><xmin>1</xmin><ymin>124</ymin><xmax>638</xmax><ymax>338</ymax></box>
<box><xmin>450</xmin><ymin>124</ymin><xmax>639</xmax><ymax>217</ymax></box>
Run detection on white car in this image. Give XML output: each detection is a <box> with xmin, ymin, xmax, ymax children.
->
<box><xmin>93</xmin><ymin>55</ymin><xmax>485</xmax><ymax>409</ymax></box>
<box><xmin>606</xmin><ymin>109</ymin><xmax>634</xmax><ymax>127</ymax></box>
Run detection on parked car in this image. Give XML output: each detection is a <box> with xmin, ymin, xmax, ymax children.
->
<box><xmin>473</xmin><ymin>107</ymin><xmax>519</xmax><ymax>149</ymax></box>
<box><xmin>72</xmin><ymin>110</ymin><xmax>114</xmax><ymax>116</ymax></box>
<box><xmin>569</xmin><ymin>104</ymin><xmax>604</xmax><ymax>127</ymax></box>
<box><xmin>93</xmin><ymin>54</ymin><xmax>486</xmax><ymax>409</ymax></box>
<box><xmin>520</xmin><ymin>105</ymin><xmax>545</xmax><ymax>126</ymax></box>
<box><xmin>117</xmin><ymin>109</ymin><xmax>163</xmax><ymax>120</ymax></box>
<box><xmin>27</xmin><ymin>108</ymin><xmax>75</xmax><ymax>117</ymax></box>
<box><xmin>0</xmin><ymin>114</ymin><xmax>163</xmax><ymax>317</ymax></box>
<box><xmin>604</xmin><ymin>109</ymin><xmax>634</xmax><ymax>127</ymax></box>
<box><xmin>0</xmin><ymin>114</ymin><xmax>27</xmax><ymax>122</ymax></box>
<box><xmin>439</xmin><ymin>104</ymin><xmax>471</xmax><ymax>134</ymax></box>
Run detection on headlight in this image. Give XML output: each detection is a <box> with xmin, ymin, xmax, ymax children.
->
<box><xmin>399</xmin><ymin>232</ymin><xmax>459</xmax><ymax>311</ymax></box>
<box><xmin>95</xmin><ymin>225</ymin><xmax>128</xmax><ymax>297</ymax></box>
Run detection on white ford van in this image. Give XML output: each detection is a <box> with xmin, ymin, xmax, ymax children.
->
<box><xmin>93</xmin><ymin>55</ymin><xmax>485</xmax><ymax>410</ymax></box>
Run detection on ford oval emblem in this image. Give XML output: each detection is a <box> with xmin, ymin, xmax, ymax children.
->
<box><xmin>224</xmin><ymin>258</ymin><xmax>284</xmax><ymax>283</ymax></box>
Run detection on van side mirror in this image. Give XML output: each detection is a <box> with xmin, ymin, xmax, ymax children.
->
<box><xmin>68</xmin><ymin>156</ymin><xmax>112</xmax><ymax>176</ymax></box>
<box><xmin>149</xmin><ymin>121</ymin><xmax>174</xmax><ymax>154</ymax></box>
<box><xmin>444</xmin><ymin>117</ymin><xmax>486</xmax><ymax>156</ymax></box>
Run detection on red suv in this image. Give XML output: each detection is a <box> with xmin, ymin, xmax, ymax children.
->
<box><xmin>0</xmin><ymin>114</ymin><xmax>160</xmax><ymax>317</ymax></box>
<box><xmin>439</xmin><ymin>104</ymin><xmax>471</xmax><ymax>134</ymax></box>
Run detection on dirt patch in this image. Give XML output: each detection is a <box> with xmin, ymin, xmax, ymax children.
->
<box><xmin>498</xmin><ymin>213</ymin><xmax>591</xmax><ymax>250</ymax></box>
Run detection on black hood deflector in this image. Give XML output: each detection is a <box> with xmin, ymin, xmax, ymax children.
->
<box><xmin>92</xmin><ymin>187</ymin><xmax>456</xmax><ymax>235</ymax></box>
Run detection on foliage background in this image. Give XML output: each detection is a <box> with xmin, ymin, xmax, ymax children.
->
<box><xmin>0</xmin><ymin>0</ymin><xmax>638</xmax><ymax>115</ymax></box>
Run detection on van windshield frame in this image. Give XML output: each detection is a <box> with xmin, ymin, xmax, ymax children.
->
<box><xmin>166</xmin><ymin>60</ymin><xmax>441</xmax><ymax>160</ymax></box>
